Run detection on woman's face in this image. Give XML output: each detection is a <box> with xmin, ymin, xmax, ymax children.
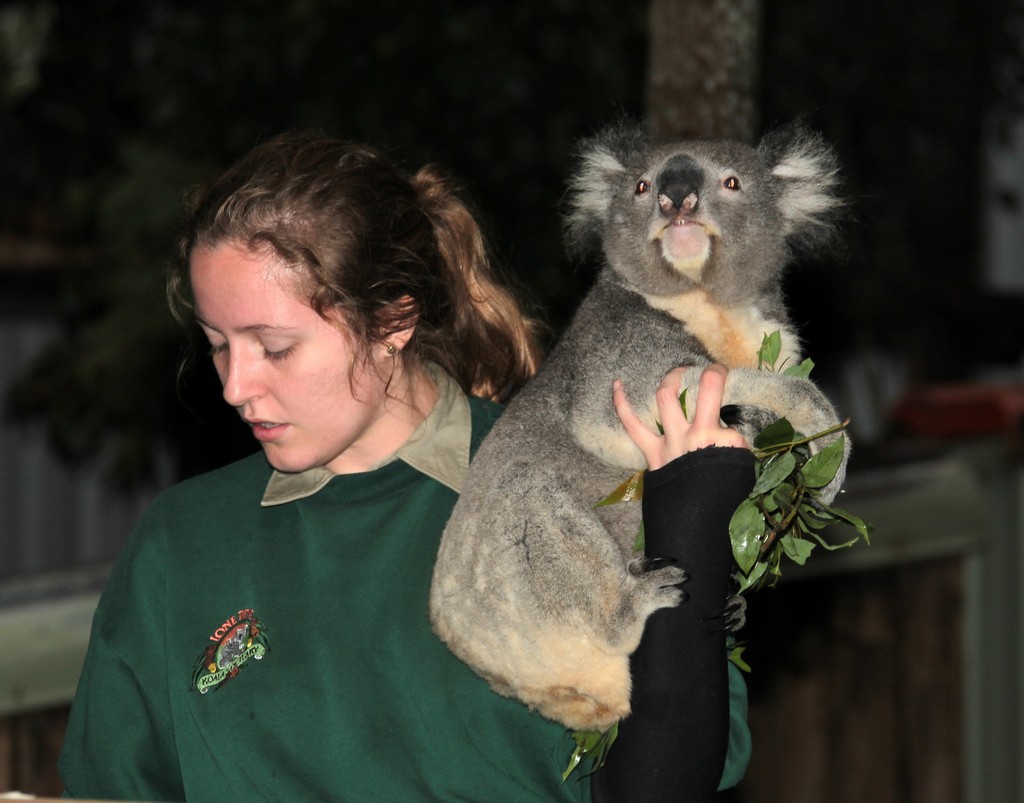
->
<box><xmin>190</xmin><ymin>241</ymin><xmax>415</xmax><ymax>475</ymax></box>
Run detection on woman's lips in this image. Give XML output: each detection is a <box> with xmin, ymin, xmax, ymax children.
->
<box><xmin>247</xmin><ymin>420</ymin><xmax>288</xmax><ymax>442</ymax></box>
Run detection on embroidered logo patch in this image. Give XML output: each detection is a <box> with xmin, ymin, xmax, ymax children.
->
<box><xmin>191</xmin><ymin>608</ymin><xmax>269</xmax><ymax>694</ymax></box>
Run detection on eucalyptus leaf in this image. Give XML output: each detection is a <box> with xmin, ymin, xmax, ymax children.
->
<box><xmin>562</xmin><ymin>747</ymin><xmax>584</xmax><ymax>782</ymax></box>
<box><xmin>797</xmin><ymin>503</ymin><xmax>833</xmax><ymax>531</ymax></box>
<box><xmin>800</xmin><ymin>436</ymin><xmax>846</xmax><ymax>489</ymax></box>
<box><xmin>735</xmin><ymin>559</ymin><xmax>769</xmax><ymax>593</ymax></box>
<box><xmin>818</xmin><ymin>504</ymin><xmax>874</xmax><ymax>543</ymax></box>
<box><xmin>728</xmin><ymin>644</ymin><xmax>751</xmax><ymax>673</ymax></box>
<box><xmin>772</xmin><ymin>481</ymin><xmax>797</xmax><ymax>511</ymax></box>
<box><xmin>751</xmin><ymin>451</ymin><xmax>797</xmax><ymax>496</ymax></box>
<box><xmin>563</xmin><ymin>724</ymin><xmax>618</xmax><ymax>782</ymax></box>
<box><xmin>632</xmin><ymin>522</ymin><xmax>645</xmax><ymax>552</ymax></box>
<box><xmin>753</xmin><ymin>417</ymin><xmax>796</xmax><ymax>451</ymax></box>
<box><xmin>783</xmin><ymin>357</ymin><xmax>815</xmax><ymax>379</ymax></box>
<box><xmin>729</xmin><ymin>499</ymin><xmax>766</xmax><ymax>575</ymax></box>
<box><xmin>808</xmin><ymin>529</ymin><xmax>861</xmax><ymax>551</ymax></box>
<box><xmin>596</xmin><ymin>470</ymin><xmax>644</xmax><ymax>507</ymax></box>
<box><xmin>758</xmin><ymin>330</ymin><xmax>782</xmax><ymax>369</ymax></box>
<box><xmin>780</xmin><ymin>533</ymin><xmax>815</xmax><ymax>565</ymax></box>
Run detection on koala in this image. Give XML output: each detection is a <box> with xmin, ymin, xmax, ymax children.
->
<box><xmin>429</xmin><ymin>121</ymin><xmax>850</xmax><ymax>733</ymax></box>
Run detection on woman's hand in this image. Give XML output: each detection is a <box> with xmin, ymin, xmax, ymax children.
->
<box><xmin>613</xmin><ymin>364</ymin><xmax>749</xmax><ymax>471</ymax></box>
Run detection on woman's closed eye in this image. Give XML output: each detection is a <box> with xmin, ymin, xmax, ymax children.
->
<box><xmin>207</xmin><ymin>341</ymin><xmax>294</xmax><ymax>360</ymax></box>
<box><xmin>263</xmin><ymin>345</ymin><xmax>295</xmax><ymax>362</ymax></box>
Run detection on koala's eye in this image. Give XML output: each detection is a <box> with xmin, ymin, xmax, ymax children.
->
<box><xmin>635</xmin><ymin>179</ymin><xmax>651</xmax><ymax>195</ymax></box>
<box><xmin>723</xmin><ymin>176</ymin><xmax>741</xmax><ymax>191</ymax></box>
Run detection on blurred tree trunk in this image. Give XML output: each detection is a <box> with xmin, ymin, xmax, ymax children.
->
<box><xmin>646</xmin><ymin>0</ymin><xmax>762</xmax><ymax>142</ymax></box>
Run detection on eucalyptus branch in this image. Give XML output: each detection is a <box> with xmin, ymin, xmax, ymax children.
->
<box><xmin>756</xmin><ymin>480</ymin><xmax>805</xmax><ymax>554</ymax></box>
<box><xmin>753</xmin><ymin>418</ymin><xmax>851</xmax><ymax>459</ymax></box>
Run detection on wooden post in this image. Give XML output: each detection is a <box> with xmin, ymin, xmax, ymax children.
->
<box><xmin>646</xmin><ymin>0</ymin><xmax>762</xmax><ymax>142</ymax></box>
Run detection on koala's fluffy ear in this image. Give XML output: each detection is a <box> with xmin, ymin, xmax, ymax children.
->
<box><xmin>564</xmin><ymin>121</ymin><xmax>651</xmax><ymax>260</ymax></box>
<box><xmin>759</xmin><ymin>123</ymin><xmax>843</xmax><ymax>249</ymax></box>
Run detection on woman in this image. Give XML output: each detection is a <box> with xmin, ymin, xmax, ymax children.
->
<box><xmin>58</xmin><ymin>133</ymin><xmax>752</xmax><ymax>800</ymax></box>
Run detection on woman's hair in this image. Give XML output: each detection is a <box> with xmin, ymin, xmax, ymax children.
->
<box><xmin>169</xmin><ymin>132</ymin><xmax>542</xmax><ymax>401</ymax></box>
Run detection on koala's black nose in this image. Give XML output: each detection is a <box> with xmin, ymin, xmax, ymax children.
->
<box><xmin>657</xmin><ymin>155</ymin><xmax>704</xmax><ymax>214</ymax></box>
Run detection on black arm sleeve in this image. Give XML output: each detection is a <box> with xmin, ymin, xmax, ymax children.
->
<box><xmin>591</xmin><ymin>446</ymin><xmax>755</xmax><ymax>803</ymax></box>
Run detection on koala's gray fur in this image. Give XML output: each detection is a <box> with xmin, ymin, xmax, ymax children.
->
<box><xmin>430</xmin><ymin>122</ymin><xmax>850</xmax><ymax>733</ymax></box>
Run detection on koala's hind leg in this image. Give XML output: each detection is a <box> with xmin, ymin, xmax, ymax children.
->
<box><xmin>486</xmin><ymin>512</ymin><xmax>688</xmax><ymax>732</ymax></box>
<box><xmin>504</xmin><ymin>468</ymin><xmax>688</xmax><ymax>652</ymax></box>
<box><xmin>432</xmin><ymin>464</ymin><xmax>687</xmax><ymax>731</ymax></box>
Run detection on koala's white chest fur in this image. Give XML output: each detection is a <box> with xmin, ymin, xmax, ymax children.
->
<box><xmin>643</xmin><ymin>289</ymin><xmax>800</xmax><ymax>369</ymax></box>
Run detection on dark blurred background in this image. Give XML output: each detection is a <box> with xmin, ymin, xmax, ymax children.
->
<box><xmin>1</xmin><ymin>0</ymin><xmax>1023</xmax><ymax>799</ymax></box>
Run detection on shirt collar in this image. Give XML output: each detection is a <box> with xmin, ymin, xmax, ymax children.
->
<box><xmin>260</xmin><ymin>364</ymin><xmax>471</xmax><ymax>506</ymax></box>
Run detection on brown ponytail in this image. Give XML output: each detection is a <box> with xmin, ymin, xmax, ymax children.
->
<box><xmin>170</xmin><ymin>133</ymin><xmax>542</xmax><ymax>402</ymax></box>
<box><xmin>409</xmin><ymin>166</ymin><xmax>542</xmax><ymax>401</ymax></box>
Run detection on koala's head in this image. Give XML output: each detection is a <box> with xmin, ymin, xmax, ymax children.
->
<box><xmin>564</xmin><ymin>121</ymin><xmax>843</xmax><ymax>303</ymax></box>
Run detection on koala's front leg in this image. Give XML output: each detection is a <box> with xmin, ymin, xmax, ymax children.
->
<box><xmin>678</xmin><ymin>360</ymin><xmax>851</xmax><ymax>502</ymax></box>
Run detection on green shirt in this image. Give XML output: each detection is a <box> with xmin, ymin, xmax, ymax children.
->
<box><xmin>59</xmin><ymin>372</ymin><xmax>749</xmax><ymax>801</ymax></box>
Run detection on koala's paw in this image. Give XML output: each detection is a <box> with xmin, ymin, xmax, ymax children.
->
<box><xmin>629</xmin><ymin>555</ymin><xmax>689</xmax><ymax>602</ymax></box>
<box><xmin>719</xmin><ymin>403</ymin><xmax>777</xmax><ymax>447</ymax></box>
<box><xmin>723</xmin><ymin>592</ymin><xmax>747</xmax><ymax>632</ymax></box>
<box><xmin>721</xmin><ymin>402</ymin><xmax>850</xmax><ymax>504</ymax></box>
<box><xmin>703</xmin><ymin>591</ymin><xmax>747</xmax><ymax>633</ymax></box>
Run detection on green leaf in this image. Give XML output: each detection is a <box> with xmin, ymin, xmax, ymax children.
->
<box><xmin>796</xmin><ymin>502</ymin><xmax>833</xmax><ymax>531</ymax></box>
<box><xmin>753</xmin><ymin>417</ymin><xmax>796</xmax><ymax>451</ymax></box>
<box><xmin>728</xmin><ymin>644</ymin><xmax>752</xmax><ymax>673</ymax></box>
<box><xmin>751</xmin><ymin>452</ymin><xmax>797</xmax><ymax>496</ymax></box>
<box><xmin>772</xmin><ymin>481</ymin><xmax>798</xmax><ymax>511</ymax></box>
<box><xmin>757</xmin><ymin>330</ymin><xmax>782</xmax><ymax>369</ymax></box>
<box><xmin>563</xmin><ymin>724</ymin><xmax>619</xmax><ymax>782</ymax></box>
<box><xmin>729</xmin><ymin>499</ymin><xmax>766</xmax><ymax>576</ymax></box>
<box><xmin>808</xmin><ymin>529</ymin><xmax>862</xmax><ymax>551</ymax></box>
<box><xmin>595</xmin><ymin>470</ymin><xmax>644</xmax><ymax>506</ymax></box>
<box><xmin>632</xmin><ymin>521</ymin><xmax>645</xmax><ymax>553</ymax></box>
<box><xmin>655</xmin><ymin>388</ymin><xmax>690</xmax><ymax>435</ymax></box>
<box><xmin>800</xmin><ymin>436</ymin><xmax>846</xmax><ymax>489</ymax></box>
<box><xmin>780</xmin><ymin>533</ymin><xmax>815</xmax><ymax>565</ymax></box>
<box><xmin>735</xmin><ymin>559</ymin><xmax>769</xmax><ymax>593</ymax></box>
<box><xmin>783</xmin><ymin>357</ymin><xmax>815</xmax><ymax>379</ymax></box>
<box><xmin>819</xmin><ymin>503</ymin><xmax>874</xmax><ymax>544</ymax></box>
<box><xmin>762</xmin><ymin>489</ymin><xmax>782</xmax><ymax>514</ymax></box>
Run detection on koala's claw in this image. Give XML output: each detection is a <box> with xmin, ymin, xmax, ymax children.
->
<box><xmin>639</xmin><ymin>556</ymin><xmax>678</xmax><ymax>572</ymax></box>
<box><xmin>637</xmin><ymin>556</ymin><xmax>690</xmax><ymax>591</ymax></box>
<box><xmin>723</xmin><ymin>593</ymin><xmax>747</xmax><ymax>633</ymax></box>
<box><xmin>703</xmin><ymin>593</ymin><xmax>747</xmax><ymax>633</ymax></box>
<box><xmin>718</xmin><ymin>404</ymin><xmax>743</xmax><ymax>427</ymax></box>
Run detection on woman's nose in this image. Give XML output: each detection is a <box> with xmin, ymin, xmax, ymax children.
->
<box><xmin>219</xmin><ymin>350</ymin><xmax>261</xmax><ymax>408</ymax></box>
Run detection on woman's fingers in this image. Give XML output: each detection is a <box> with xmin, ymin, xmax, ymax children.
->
<box><xmin>614</xmin><ymin>364</ymin><xmax>748</xmax><ymax>472</ymax></box>
<box><xmin>691</xmin><ymin>364</ymin><xmax>728</xmax><ymax>429</ymax></box>
<box><xmin>690</xmin><ymin>364</ymin><xmax>748</xmax><ymax>450</ymax></box>
<box><xmin>654</xmin><ymin>366</ymin><xmax>690</xmax><ymax>452</ymax></box>
<box><xmin>612</xmin><ymin>379</ymin><xmax>660</xmax><ymax>456</ymax></box>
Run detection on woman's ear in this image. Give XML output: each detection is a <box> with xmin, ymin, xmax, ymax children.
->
<box><xmin>379</xmin><ymin>295</ymin><xmax>419</xmax><ymax>354</ymax></box>
<box><xmin>384</xmin><ymin>323</ymin><xmax>415</xmax><ymax>354</ymax></box>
